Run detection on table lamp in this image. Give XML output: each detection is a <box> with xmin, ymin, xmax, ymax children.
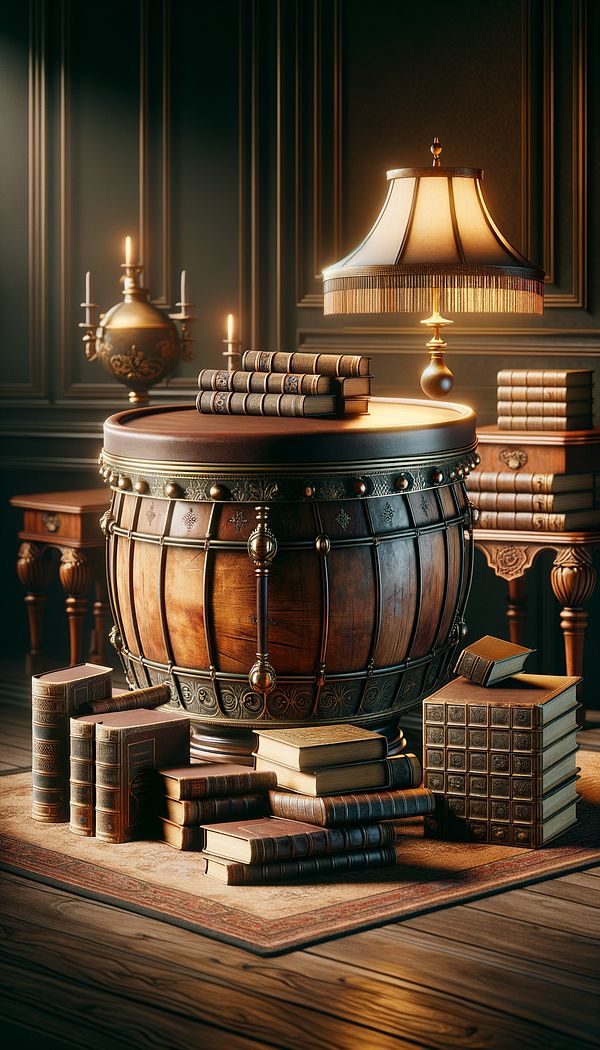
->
<box><xmin>322</xmin><ymin>138</ymin><xmax>544</xmax><ymax>397</ymax></box>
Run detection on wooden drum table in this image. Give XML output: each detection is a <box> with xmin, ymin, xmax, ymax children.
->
<box><xmin>100</xmin><ymin>399</ymin><xmax>477</xmax><ymax>762</ymax></box>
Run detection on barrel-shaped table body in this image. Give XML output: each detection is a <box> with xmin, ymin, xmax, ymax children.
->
<box><xmin>101</xmin><ymin>400</ymin><xmax>477</xmax><ymax>760</ymax></box>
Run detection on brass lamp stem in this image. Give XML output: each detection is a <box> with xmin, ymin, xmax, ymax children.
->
<box><xmin>419</xmin><ymin>286</ymin><xmax>455</xmax><ymax>398</ymax></box>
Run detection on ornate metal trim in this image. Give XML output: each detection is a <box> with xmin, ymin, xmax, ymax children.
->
<box><xmin>98</xmin><ymin>444</ymin><xmax>478</xmax><ymax>504</ymax></box>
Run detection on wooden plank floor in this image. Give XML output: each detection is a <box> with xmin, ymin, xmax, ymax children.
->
<box><xmin>1</xmin><ymin>699</ymin><xmax>599</xmax><ymax>1049</ymax></box>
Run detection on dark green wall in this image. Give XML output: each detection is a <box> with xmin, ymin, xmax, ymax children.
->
<box><xmin>1</xmin><ymin>0</ymin><xmax>598</xmax><ymax>698</ymax></box>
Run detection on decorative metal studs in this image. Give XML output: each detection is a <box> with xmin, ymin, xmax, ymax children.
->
<box><xmin>134</xmin><ymin>479</ymin><xmax>149</xmax><ymax>494</ymax></box>
<box><xmin>164</xmin><ymin>480</ymin><xmax>181</xmax><ymax>499</ymax></box>
<box><xmin>432</xmin><ymin>468</ymin><xmax>444</xmax><ymax>485</ymax></box>
<box><xmin>303</xmin><ymin>482</ymin><xmax>315</xmax><ymax>499</ymax></box>
<box><xmin>117</xmin><ymin>475</ymin><xmax>131</xmax><ymax>490</ymax></box>
<box><xmin>209</xmin><ymin>482</ymin><xmax>229</xmax><ymax>501</ymax></box>
<box><xmin>354</xmin><ymin>477</ymin><xmax>368</xmax><ymax>496</ymax></box>
<box><xmin>315</xmin><ymin>535</ymin><xmax>331</xmax><ymax>555</ymax></box>
<box><xmin>395</xmin><ymin>473</ymin><xmax>410</xmax><ymax>491</ymax></box>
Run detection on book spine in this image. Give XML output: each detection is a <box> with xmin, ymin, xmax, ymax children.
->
<box><xmin>424</xmin><ymin>813</ymin><xmax>544</xmax><ymax>847</ymax></box>
<box><xmin>497</xmin><ymin>369</ymin><xmax>594</xmax><ymax>386</ymax></box>
<box><xmin>206</xmin><ymin>845</ymin><xmax>398</xmax><ymax>884</ymax></box>
<box><xmin>478</xmin><ymin>509</ymin><xmax>592</xmax><ymax>531</ymax></box>
<box><xmin>497</xmin><ymin>401</ymin><xmax>592</xmax><ymax>417</ymax></box>
<box><xmin>241</xmin><ymin>349</ymin><xmax>370</xmax><ymax>378</ymax></box>
<box><xmin>466</xmin><ymin>471</ymin><xmax>594</xmax><ymax>495</ymax></box>
<box><xmin>247</xmin><ymin>820</ymin><xmax>399</xmax><ymax>863</ymax></box>
<box><xmin>198</xmin><ymin>368</ymin><xmax>330</xmax><ymax>395</ymax></box>
<box><xmin>179</xmin><ymin>770</ymin><xmax>276</xmax><ymax>800</ymax></box>
<box><xmin>95</xmin><ymin>732</ymin><xmax>123</xmax><ymax>843</ymax></box>
<box><xmin>79</xmin><ymin>683</ymin><xmax>171</xmax><ymax>715</ymax></box>
<box><xmin>69</xmin><ymin>718</ymin><xmax>96</xmax><ymax>836</ymax></box>
<box><xmin>497</xmin><ymin>416</ymin><xmax>593</xmax><ymax>431</ymax></box>
<box><xmin>470</xmin><ymin>491</ymin><xmax>593</xmax><ymax>513</ymax></box>
<box><xmin>196</xmin><ymin>389</ymin><xmax>333</xmax><ymax>418</ymax></box>
<box><xmin>175</xmin><ymin>793</ymin><xmax>268</xmax><ymax>825</ymax></box>
<box><xmin>268</xmin><ymin>788</ymin><xmax>434</xmax><ymax>826</ymax></box>
<box><xmin>497</xmin><ymin>385</ymin><xmax>593</xmax><ymax>402</ymax></box>
<box><xmin>31</xmin><ymin>681</ymin><xmax>71</xmax><ymax>823</ymax></box>
<box><xmin>385</xmin><ymin>753</ymin><xmax>423</xmax><ymax>789</ymax></box>
<box><xmin>454</xmin><ymin>649</ymin><xmax>492</xmax><ymax>685</ymax></box>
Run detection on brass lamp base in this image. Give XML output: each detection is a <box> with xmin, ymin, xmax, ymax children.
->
<box><xmin>419</xmin><ymin>292</ymin><xmax>454</xmax><ymax>398</ymax></box>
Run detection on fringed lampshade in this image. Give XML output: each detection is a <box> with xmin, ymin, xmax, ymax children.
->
<box><xmin>322</xmin><ymin>138</ymin><xmax>544</xmax><ymax>397</ymax></box>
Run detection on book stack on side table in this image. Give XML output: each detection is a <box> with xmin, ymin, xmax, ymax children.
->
<box><xmin>196</xmin><ymin>350</ymin><xmax>371</xmax><ymax>418</ymax></box>
<box><xmin>496</xmin><ymin>369</ymin><xmax>594</xmax><ymax>431</ymax></box>
<box><xmin>467</xmin><ymin>374</ymin><xmax>600</xmax><ymax>532</ymax></box>
<box><xmin>202</xmin><ymin>725</ymin><xmax>432</xmax><ymax>883</ymax></box>
<box><xmin>423</xmin><ymin>673</ymin><xmax>581</xmax><ymax>847</ymax></box>
<box><xmin>150</xmin><ymin>764</ymin><xmax>277</xmax><ymax>850</ymax></box>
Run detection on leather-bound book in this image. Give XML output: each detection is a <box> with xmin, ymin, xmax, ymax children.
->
<box><xmin>470</xmin><ymin>490</ymin><xmax>593</xmax><ymax>513</ymax></box>
<box><xmin>78</xmin><ymin>683</ymin><xmax>171</xmax><ymax>715</ymax></box>
<box><xmin>31</xmin><ymin>663</ymin><xmax>112</xmax><ymax>823</ymax></box>
<box><xmin>95</xmin><ymin>710</ymin><xmax>190</xmax><ymax>843</ymax></box>
<box><xmin>477</xmin><ymin>508</ymin><xmax>600</xmax><ymax>531</ymax></box>
<box><xmin>254</xmin><ymin>751</ymin><xmax>421</xmax><ymax>795</ymax></box>
<box><xmin>423</xmin><ymin>674</ymin><xmax>581</xmax><ymax>847</ymax></box>
<box><xmin>497</xmin><ymin>415</ymin><xmax>593</xmax><ymax>431</ymax></box>
<box><xmin>154</xmin><ymin>763</ymin><xmax>277</xmax><ymax>801</ymax></box>
<box><xmin>466</xmin><ymin>471</ymin><xmax>594</xmax><ymax>494</ymax></box>
<box><xmin>69</xmin><ymin>712</ymin><xmax>109</xmax><ymax>837</ymax></box>
<box><xmin>496</xmin><ymin>369</ymin><xmax>593</xmax><ymax>387</ymax></box>
<box><xmin>454</xmin><ymin>635</ymin><xmax>534</xmax><ymax>686</ymax></box>
<box><xmin>253</xmin><ymin>723</ymin><xmax>387</xmax><ymax>770</ymax></box>
<box><xmin>158</xmin><ymin>793</ymin><xmax>268</xmax><ymax>826</ymax></box>
<box><xmin>203</xmin><ymin>845</ymin><xmax>399</xmax><ymax>884</ymax></box>
<box><xmin>268</xmin><ymin>785</ymin><xmax>434</xmax><ymax>827</ymax></box>
<box><xmin>497</xmin><ymin>385</ymin><xmax>593</xmax><ymax>402</ymax></box>
<box><xmin>241</xmin><ymin>349</ymin><xmax>371</xmax><ymax>377</ymax></box>
<box><xmin>497</xmin><ymin>401</ymin><xmax>592</xmax><ymax>418</ymax></box>
<box><xmin>197</xmin><ymin>368</ymin><xmax>371</xmax><ymax>397</ymax></box>
<box><xmin>159</xmin><ymin>819</ymin><xmax>204</xmax><ymax>851</ymax></box>
<box><xmin>196</xmin><ymin>390</ymin><xmax>338</xmax><ymax>418</ymax></box>
<box><xmin>202</xmin><ymin>815</ymin><xmax>409</xmax><ymax>864</ymax></box>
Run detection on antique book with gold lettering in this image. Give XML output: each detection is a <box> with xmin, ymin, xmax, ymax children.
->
<box><xmin>95</xmin><ymin>710</ymin><xmax>190</xmax><ymax>843</ymax></box>
<box><xmin>198</xmin><ymin>367</ymin><xmax>371</xmax><ymax>397</ymax></box>
<box><xmin>157</xmin><ymin>792</ymin><xmax>268</xmax><ymax>827</ymax></box>
<box><xmin>454</xmin><ymin>636</ymin><xmax>534</xmax><ymax>686</ymax></box>
<box><xmin>31</xmin><ymin>663</ymin><xmax>112</xmax><ymax>823</ymax></box>
<box><xmin>254</xmin><ymin>752</ymin><xmax>421</xmax><ymax>795</ymax></box>
<box><xmin>154</xmin><ymin>763</ymin><xmax>277</xmax><ymax>801</ymax></box>
<box><xmin>241</xmin><ymin>349</ymin><xmax>371</xmax><ymax>377</ymax></box>
<box><xmin>253</xmin><ymin>723</ymin><xmax>388</xmax><ymax>770</ymax></box>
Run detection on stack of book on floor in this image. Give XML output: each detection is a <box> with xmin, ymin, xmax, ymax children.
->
<box><xmin>201</xmin><ymin>725</ymin><xmax>433</xmax><ymax>884</ymax></box>
<box><xmin>196</xmin><ymin>350</ymin><xmax>371</xmax><ymax>418</ymax></box>
<box><xmin>150</xmin><ymin>764</ymin><xmax>276</xmax><ymax>850</ymax></box>
<box><xmin>423</xmin><ymin>659</ymin><xmax>581</xmax><ymax>848</ymax></box>
<box><xmin>496</xmin><ymin>368</ymin><xmax>594</xmax><ymax>431</ymax></box>
<box><xmin>467</xmin><ymin>370</ymin><xmax>600</xmax><ymax>531</ymax></box>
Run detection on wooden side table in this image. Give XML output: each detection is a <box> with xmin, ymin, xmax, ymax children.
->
<box><xmin>471</xmin><ymin>425</ymin><xmax>600</xmax><ymax>697</ymax></box>
<box><xmin>10</xmin><ymin>489</ymin><xmax>110</xmax><ymax>666</ymax></box>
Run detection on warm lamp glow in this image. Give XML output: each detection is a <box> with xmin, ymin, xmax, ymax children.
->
<box><xmin>322</xmin><ymin>139</ymin><xmax>545</xmax><ymax>397</ymax></box>
<box><xmin>125</xmin><ymin>236</ymin><xmax>133</xmax><ymax>267</ymax></box>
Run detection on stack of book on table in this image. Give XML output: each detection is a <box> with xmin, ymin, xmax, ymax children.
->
<box><xmin>201</xmin><ymin>725</ymin><xmax>433</xmax><ymax>884</ymax></box>
<box><xmin>467</xmin><ymin>370</ymin><xmax>600</xmax><ymax>531</ymax></box>
<box><xmin>150</xmin><ymin>764</ymin><xmax>276</xmax><ymax>850</ymax></box>
<box><xmin>423</xmin><ymin>665</ymin><xmax>581</xmax><ymax>848</ymax></box>
<box><xmin>496</xmin><ymin>369</ymin><xmax>594</xmax><ymax>431</ymax></box>
<box><xmin>196</xmin><ymin>350</ymin><xmax>371</xmax><ymax>418</ymax></box>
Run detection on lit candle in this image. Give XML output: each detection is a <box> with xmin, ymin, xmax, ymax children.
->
<box><xmin>181</xmin><ymin>269</ymin><xmax>188</xmax><ymax>306</ymax></box>
<box><xmin>227</xmin><ymin>313</ymin><xmax>234</xmax><ymax>343</ymax></box>
<box><xmin>125</xmin><ymin>236</ymin><xmax>133</xmax><ymax>267</ymax></box>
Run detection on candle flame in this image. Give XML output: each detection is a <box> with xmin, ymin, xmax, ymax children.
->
<box><xmin>125</xmin><ymin>236</ymin><xmax>133</xmax><ymax>266</ymax></box>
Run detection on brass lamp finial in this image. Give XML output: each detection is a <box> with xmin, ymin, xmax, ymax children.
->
<box><xmin>430</xmin><ymin>136</ymin><xmax>442</xmax><ymax>167</ymax></box>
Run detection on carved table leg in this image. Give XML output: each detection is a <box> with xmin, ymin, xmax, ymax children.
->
<box><xmin>16</xmin><ymin>541</ymin><xmax>52</xmax><ymax>655</ymax></box>
<box><xmin>58</xmin><ymin>548</ymin><xmax>91</xmax><ymax>666</ymax></box>
<box><xmin>550</xmin><ymin>546</ymin><xmax>597</xmax><ymax>683</ymax></box>
<box><xmin>506</xmin><ymin>576</ymin><xmax>527</xmax><ymax>646</ymax></box>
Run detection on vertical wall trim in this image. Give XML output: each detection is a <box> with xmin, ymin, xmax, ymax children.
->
<box><xmin>25</xmin><ymin>0</ymin><xmax>47</xmax><ymax>397</ymax></box>
<box><xmin>139</xmin><ymin>0</ymin><xmax>148</xmax><ymax>273</ymax></box>
<box><xmin>59</xmin><ymin>0</ymin><xmax>70</xmax><ymax>398</ymax></box>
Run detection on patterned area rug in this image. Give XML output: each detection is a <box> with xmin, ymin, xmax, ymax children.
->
<box><xmin>1</xmin><ymin>751</ymin><xmax>599</xmax><ymax>956</ymax></box>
